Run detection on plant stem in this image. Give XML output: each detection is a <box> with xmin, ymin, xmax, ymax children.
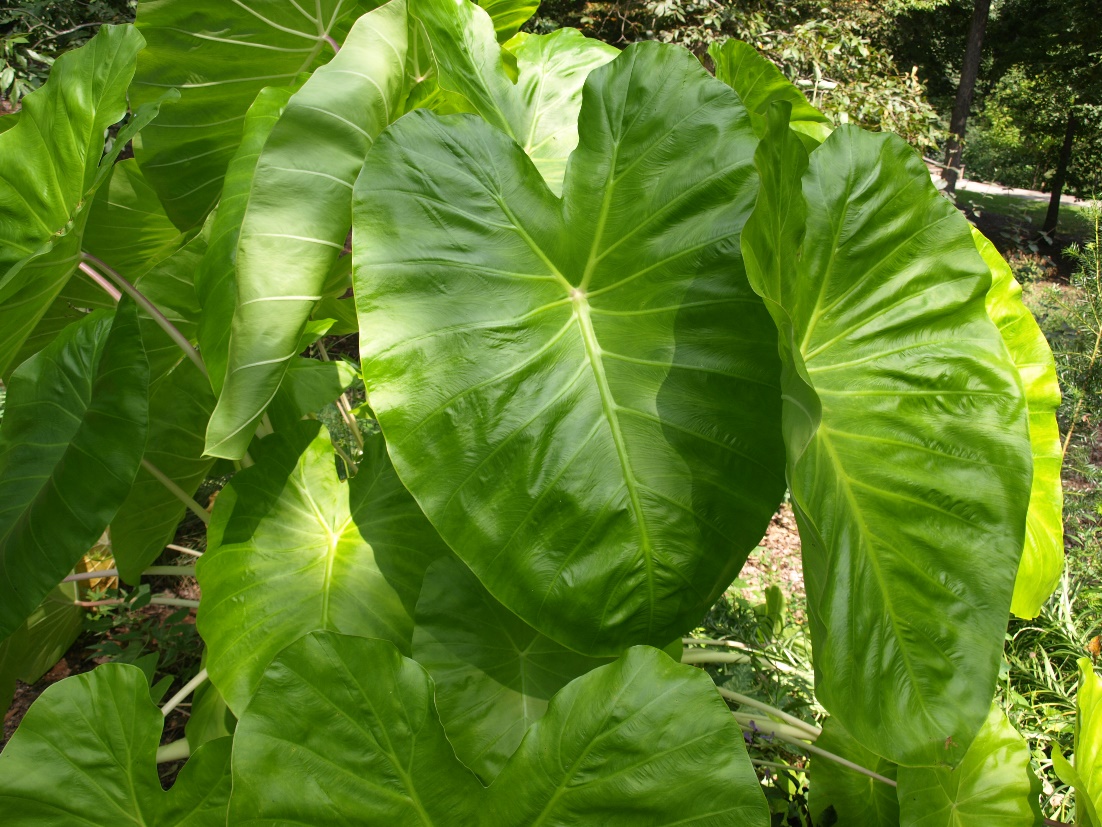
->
<box><xmin>156</xmin><ymin>739</ymin><xmax>190</xmax><ymax>764</ymax></box>
<box><xmin>751</xmin><ymin>759</ymin><xmax>802</xmax><ymax>773</ymax></box>
<box><xmin>80</xmin><ymin>253</ymin><xmax>208</xmax><ymax>378</ymax></box>
<box><xmin>167</xmin><ymin>544</ymin><xmax>203</xmax><ymax>558</ymax></box>
<box><xmin>324</xmin><ymin>33</ymin><xmax>339</xmax><ymax>53</ymax></box>
<box><xmin>63</xmin><ymin>565</ymin><xmax>194</xmax><ymax>583</ymax></box>
<box><xmin>717</xmin><ymin>687</ymin><xmax>821</xmax><ymax>739</ymax></box>
<box><xmin>735</xmin><ymin>713</ymin><xmax>898</xmax><ymax>788</ymax></box>
<box><xmin>682</xmin><ymin>651</ymin><xmax>751</xmax><ymax>665</ymax></box>
<box><xmin>683</xmin><ymin>637</ymin><xmax>752</xmax><ymax>648</ymax></box>
<box><xmin>75</xmin><ymin>596</ymin><xmax>200</xmax><ymax>609</ymax></box>
<box><xmin>142</xmin><ymin>458</ymin><xmax>210</xmax><ymax>525</ymax></box>
<box><xmin>161</xmin><ymin>668</ymin><xmax>208</xmax><ymax>717</ymax></box>
<box><xmin>77</xmin><ymin>262</ymin><xmax>121</xmax><ymax>301</ymax></box>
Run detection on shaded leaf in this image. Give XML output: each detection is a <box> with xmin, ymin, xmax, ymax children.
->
<box><xmin>0</xmin><ymin>302</ymin><xmax>149</xmax><ymax>638</ymax></box>
<box><xmin>354</xmin><ymin>43</ymin><xmax>785</xmax><ymax>655</ymax></box>
<box><xmin>229</xmin><ymin>632</ymin><xmax>769</xmax><ymax>825</ymax></box>
<box><xmin>267</xmin><ymin>357</ymin><xmax>358</xmax><ymax>432</ymax></box>
<box><xmin>808</xmin><ymin>718</ymin><xmax>899</xmax><ymax>827</ymax></box>
<box><xmin>130</xmin><ymin>0</ymin><xmax>368</xmax><ymax>228</ymax></box>
<box><xmin>0</xmin><ymin>583</ymin><xmax>82</xmax><ymax>714</ymax></box>
<box><xmin>412</xmin><ymin>556</ymin><xmax>612</xmax><ymax>781</ymax></box>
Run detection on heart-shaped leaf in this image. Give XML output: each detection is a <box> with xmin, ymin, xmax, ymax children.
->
<box><xmin>974</xmin><ymin>227</ymin><xmax>1064</xmax><ymax>619</ymax></box>
<box><xmin>130</xmin><ymin>0</ymin><xmax>369</xmax><ymax>229</ymax></box>
<box><xmin>741</xmin><ymin>106</ymin><xmax>1032</xmax><ymax>765</ymax></box>
<box><xmin>198</xmin><ymin>421</ymin><xmax>449</xmax><ymax>713</ymax></box>
<box><xmin>0</xmin><ymin>302</ymin><xmax>149</xmax><ymax>638</ymax></box>
<box><xmin>413</xmin><ymin>556</ymin><xmax>612</xmax><ymax>781</ymax></box>
<box><xmin>0</xmin><ymin>664</ymin><xmax>231</xmax><ymax>826</ymax></box>
<box><xmin>896</xmin><ymin>705</ymin><xmax>1043</xmax><ymax>826</ymax></box>
<box><xmin>229</xmin><ymin>632</ymin><xmax>769</xmax><ymax>825</ymax></box>
<box><xmin>354</xmin><ymin>42</ymin><xmax>786</xmax><ymax>655</ymax></box>
<box><xmin>204</xmin><ymin>0</ymin><xmax>412</xmax><ymax>458</ymax></box>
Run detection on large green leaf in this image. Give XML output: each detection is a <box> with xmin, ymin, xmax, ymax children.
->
<box><xmin>708</xmin><ymin>39</ymin><xmax>832</xmax><ymax>149</ymax></box>
<box><xmin>229</xmin><ymin>632</ymin><xmax>769</xmax><ymax>825</ymax></box>
<box><xmin>412</xmin><ymin>556</ymin><xmax>612</xmax><ymax>781</ymax></box>
<box><xmin>414</xmin><ymin>0</ymin><xmax>618</xmax><ymax>194</ymax></box>
<box><xmin>974</xmin><ymin>227</ymin><xmax>1064</xmax><ymax>619</ymax></box>
<box><xmin>741</xmin><ymin>107</ymin><xmax>1032</xmax><ymax>765</ymax></box>
<box><xmin>808</xmin><ymin>718</ymin><xmax>899</xmax><ymax>827</ymax></box>
<box><xmin>1064</xmin><ymin>658</ymin><xmax>1102</xmax><ymax>826</ymax></box>
<box><xmin>0</xmin><ymin>302</ymin><xmax>149</xmax><ymax>638</ymax></box>
<box><xmin>0</xmin><ymin>664</ymin><xmax>231</xmax><ymax>825</ymax></box>
<box><xmin>354</xmin><ymin>43</ymin><xmax>786</xmax><ymax>655</ymax></box>
<box><xmin>111</xmin><ymin>359</ymin><xmax>216</xmax><ymax>583</ymax></box>
<box><xmin>896</xmin><ymin>705</ymin><xmax>1042</xmax><ymax>826</ymax></box>
<box><xmin>478</xmin><ymin>0</ymin><xmax>539</xmax><ymax>41</ymax></box>
<box><xmin>204</xmin><ymin>0</ymin><xmax>411</xmax><ymax>458</ymax></box>
<box><xmin>0</xmin><ymin>25</ymin><xmax>171</xmax><ymax>377</ymax></box>
<box><xmin>266</xmin><ymin>356</ymin><xmax>359</xmax><ymax>431</ymax></box>
<box><xmin>195</xmin><ymin>86</ymin><xmax>295</xmax><ymax>393</ymax></box>
<box><xmin>0</xmin><ymin>583</ymin><xmax>82</xmax><ymax>714</ymax></box>
<box><xmin>197</xmin><ymin>421</ymin><xmax>448</xmax><ymax>713</ymax></box>
<box><xmin>84</xmin><ymin>158</ymin><xmax>186</xmax><ymax>281</ymax></box>
<box><xmin>130</xmin><ymin>0</ymin><xmax>371</xmax><ymax>229</ymax></box>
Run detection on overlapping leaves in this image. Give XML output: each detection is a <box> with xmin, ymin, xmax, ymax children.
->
<box><xmin>354</xmin><ymin>41</ymin><xmax>786</xmax><ymax>655</ymax></box>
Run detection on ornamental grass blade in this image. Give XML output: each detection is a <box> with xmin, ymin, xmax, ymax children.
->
<box><xmin>204</xmin><ymin>0</ymin><xmax>411</xmax><ymax>459</ymax></box>
<box><xmin>0</xmin><ymin>302</ymin><xmax>149</xmax><ymax>639</ymax></box>
<box><xmin>974</xmin><ymin>227</ymin><xmax>1064</xmax><ymax>619</ymax></box>
<box><xmin>0</xmin><ymin>664</ymin><xmax>231</xmax><ymax>826</ymax></box>
<box><xmin>354</xmin><ymin>42</ymin><xmax>786</xmax><ymax>656</ymax></box>
<box><xmin>741</xmin><ymin>105</ymin><xmax>1032</xmax><ymax>766</ymax></box>
<box><xmin>197</xmin><ymin>421</ymin><xmax>449</xmax><ymax>714</ymax></box>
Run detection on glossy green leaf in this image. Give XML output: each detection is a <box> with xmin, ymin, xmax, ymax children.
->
<box><xmin>185</xmin><ymin>679</ymin><xmax>236</xmax><ymax>752</ymax></box>
<box><xmin>111</xmin><ymin>359</ymin><xmax>216</xmax><ymax>583</ymax></box>
<box><xmin>0</xmin><ymin>664</ymin><xmax>231</xmax><ymax>825</ymax></box>
<box><xmin>0</xmin><ymin>25</ymin><xmax>172</xmax><ymax>377</ymax></box>
<box><xmin>708</xmin><ymin>39</ymin><xmax>832</xmax><ymax>149</ymax></box>
<box><xmin>197</xmin><ymin>421</ymin><xmax>448</xmax><ymax>713</ymax></box>
<box><xmin>741</xmin><ymin>107</ymin><xmax>1032</xmax><ymax>765</ymax></box>
<box><xmin>412</xmin><ymin>556</ymin><xmax>612</xmax><ymax>781</ymax></box>
<box><xmin>478</xmin><ymin>0</ymin><xmax>539</xmax><ymax>41</ymax></box>
<box><xmin>204</xmin><ymin>0</ymin><xmax>411</xmax><ymax>458</ymax></box>
<box><xmin>897</xmin><ymin>705</ymin><xmax>1042</xmax><ymax>826</ymax></box>
<box><xmin>1065</xmin><ymin>658</ymin><xmax>1102</xmax><ymax>826</ymax></box>
<box><xmin>808</xmin><ymin>718</ymin><xmax>899</xmax><ymax>827</ymax></box>
<box><xmin>354</xmin><ymin>43</ymin><xmax>785</xmax><ymax>655</ymax></box>
<box><xmin>974</xmin><ymin>227</ymin><xmax>1064</xmax><ymax>619</ymax></box>
<box><xmin>195</xmin><ymin>86</ymin><xmax>295</xmax><ymax>394</ymax></box>
<box><xmin>0</xmin><ymin>583</ymin><xmax>82</xmax><ymax>713</ymax></box>
<box><xmin>130</xmin><ymin>0</ymin><xmax>369</xmax><ymax>229</ymax></box>
<box><xmin>414</xmin><ymin>0</ymin><xmax>618</xmax><ymax>193</ymax></box>
<box><xmin>84</xmin><ymin>158</ymin><xmax>186</xmax><ymax>281</ymax></box>
<box><xmin>267</xmin><ymin>357</ymin><xmax>359</xmax><ymax>432</ymax></box>
<box><xmin>230</xmin><ymin>632</ymin><xmax>769</xmax><ymax>825</ymax></box>
<box><xmin>0</xmin><ymin>302</ymin><xmax>149</xmax><ymax>638</ymax></box>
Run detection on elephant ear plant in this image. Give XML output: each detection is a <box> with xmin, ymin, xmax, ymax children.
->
<box><xmin>0</xmin><ymin>0</ymin><xmax>1079</xmax><ymax>824</ymax></box>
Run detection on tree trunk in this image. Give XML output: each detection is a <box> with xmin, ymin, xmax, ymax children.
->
<box><xmin>1042</xmin><ymin>113</ymin><xmax>1078</xmax><ymax>239</ymax></box>
<box><xmin>942</xmin><ymin>0</ymin><xmax>992</xmax><ymax>194</ymax></box>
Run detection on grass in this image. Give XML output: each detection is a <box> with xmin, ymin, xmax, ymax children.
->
<box><xmin>956</xmin><ymin>190</ymin><xmax>1096</xmax><ymax>243</ymax></box>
